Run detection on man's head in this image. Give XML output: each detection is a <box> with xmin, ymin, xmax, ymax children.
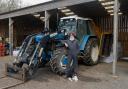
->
<box><xmin>69</xmin><ymin>32</ymin><xmax>76</xmax><ymax>37</ymax></box>
<box><xmin>69</xmin><ymin>32</ymin><xmax>76</xmax><ymax>41</ymax></box>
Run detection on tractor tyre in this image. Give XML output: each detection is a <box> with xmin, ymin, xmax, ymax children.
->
<box><xmin>50</xmin><ymin>47</ymin><xmax>73</xmax><ymax>75</ymax></box>
<box><xmin>83</xmin><ymin>38</ymin><xmax>99</xmax><ymax>66</ymax></box>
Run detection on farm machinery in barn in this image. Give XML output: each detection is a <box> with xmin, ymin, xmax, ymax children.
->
<box><xmin>5</xmin><ymin>16</ymin><xmax>100</xmax><ymax>82</ymax></box>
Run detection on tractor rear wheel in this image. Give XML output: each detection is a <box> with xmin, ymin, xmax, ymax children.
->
<box><xmin>83</xmin><ymin>38</ymin><xmax>99</xmax><ymax>65</ymax></box>
<box><xmin>50</xmin><ymin>47</ymin><xmax>73</xmax><ymax>75</ymax></box>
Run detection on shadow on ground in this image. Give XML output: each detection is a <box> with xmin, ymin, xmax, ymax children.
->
<box><xmin>79</xmin><ymin>74</ymin><xmax>102</xmax><ymax>82</ymax></box>
<box><xmin>32</xmin><ymin>66</ymin><xmax>61</xmax><ymax>82</ymax></box>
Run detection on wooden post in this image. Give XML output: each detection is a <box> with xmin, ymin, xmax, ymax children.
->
<box><xmin>9</xmin><ymin>18</ymin><xmax>14</xmax><ymax>56</ymax></box>
<box><xmin>45</xmin><ymin>10</ymin><xmax>50</xmax><ymax>29</ymax></box>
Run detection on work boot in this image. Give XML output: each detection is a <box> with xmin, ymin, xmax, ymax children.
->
<box><xmin>72</xmin><ymin>75</ymin><xmax>78</xmax><ymax>82</ymax></box>
<box><xmin>68</xmin><ymin>77</ymin><xmax>73</xmax><ymax>82</ymax></box>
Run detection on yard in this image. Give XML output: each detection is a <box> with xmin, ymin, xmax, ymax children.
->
<box><xmin>0</xmin><ymin>56</ymin><xmax>128</xmax><ymax>89</ymax></box>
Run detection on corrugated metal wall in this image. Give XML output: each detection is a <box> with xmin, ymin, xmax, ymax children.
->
<box><xmin>94</xmin><ymin>15</ymin><xmax>128</xmax><ymax>57</ymax></box>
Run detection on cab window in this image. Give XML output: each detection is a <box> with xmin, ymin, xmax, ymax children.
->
<box><xmin>77</xmin><ymin>19</ymin><xmax>88</xmax><ymax>41</ymax></box>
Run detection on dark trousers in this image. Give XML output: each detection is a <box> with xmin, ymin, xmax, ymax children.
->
<box><xmin>65</xmin><ymin>54</ymin><xmax>78</xmax><ymax>78</ymax></box>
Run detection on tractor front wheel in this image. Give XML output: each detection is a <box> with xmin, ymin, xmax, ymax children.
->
<box><xmin>50</xmin><ymin>47</ymin><xmax>73</xmax><ymax>75</ymax></box>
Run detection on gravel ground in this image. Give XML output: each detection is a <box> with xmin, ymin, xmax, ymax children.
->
<box><xmin>0</xmin><ymin>56</ymin><xmax>128</xmax><ymax>89</ymax></box>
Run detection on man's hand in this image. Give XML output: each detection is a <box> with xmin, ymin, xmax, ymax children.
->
<box><xmin>64</xmin><ymin>43</ymin><xmax>68</xmax><ymax>47</ymax></box>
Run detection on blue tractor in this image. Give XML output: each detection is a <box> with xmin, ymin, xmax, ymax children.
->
<box><xmin>5</xmin><ymin>16</ymin><xmax>99</xmax><ymax>82</ymax></box>
<box><xmin>50</xmin><ymin>16</ymin><xmax>99</xmax><ymax>74</ymax></box>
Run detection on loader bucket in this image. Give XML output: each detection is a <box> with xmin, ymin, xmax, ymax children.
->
<box><xmin>5</xmin><ymin>63</ymin><xmax>27</xmax><ymax>83</ymax></box>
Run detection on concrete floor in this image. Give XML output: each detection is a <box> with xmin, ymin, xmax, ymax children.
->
<box><xmin>0</xmin><ymin>56</ymin><xmax>128</xmax><ymax>89</ymax></box>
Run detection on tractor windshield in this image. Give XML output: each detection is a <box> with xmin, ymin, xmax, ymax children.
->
<box><xmin>59</xmin><ymin>18</ymin><xmax>77</xmax><ymax>33</ymax></box>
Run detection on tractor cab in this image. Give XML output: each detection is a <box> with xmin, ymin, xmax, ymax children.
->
<box><xmin>59</xmin><ymin>16</ymin><xmax>95</xmax><ymax>42</ymax></box>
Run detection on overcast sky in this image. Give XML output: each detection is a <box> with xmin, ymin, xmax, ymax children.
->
<box><xmin>22</xmin><ymin>0</ymin><xmax>52</xmax><ymax>6</ymax></box>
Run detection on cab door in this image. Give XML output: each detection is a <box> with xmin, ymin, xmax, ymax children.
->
<box><xmin>76</xmin><ymin>19</ymin><xmax>88</xmax><ymax>43</ymax></box>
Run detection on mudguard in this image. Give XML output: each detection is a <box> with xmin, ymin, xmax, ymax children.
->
<box><xmin>79</xmin><ymin>35</ymin><xmax>97</xmax><ymax>51</ymax></box>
